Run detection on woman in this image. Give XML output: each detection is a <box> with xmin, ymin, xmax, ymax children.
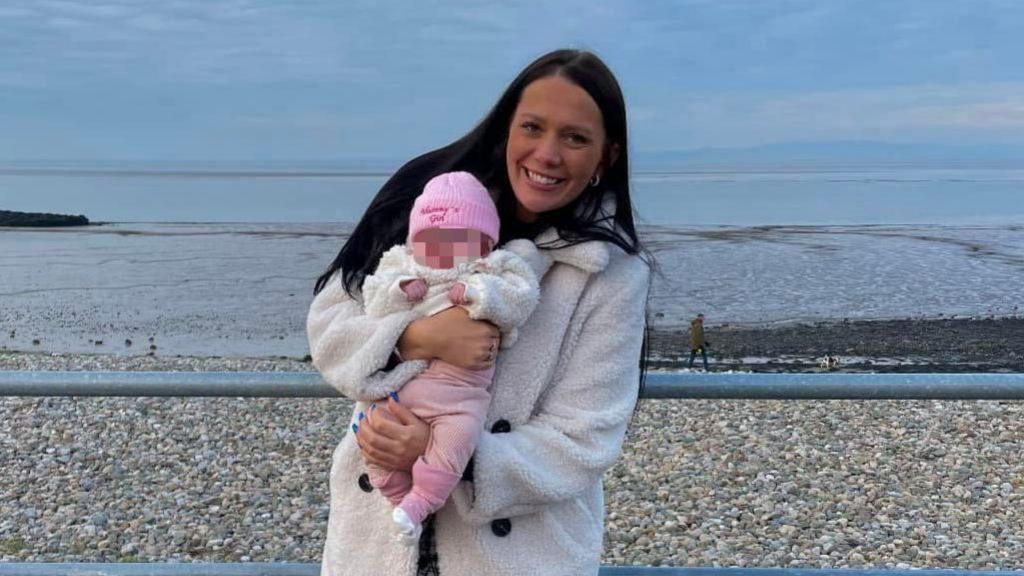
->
<box><xmin>307</xmin><ymin>49</ymin><xmax>651</xmax><ymax>576</ymax></box>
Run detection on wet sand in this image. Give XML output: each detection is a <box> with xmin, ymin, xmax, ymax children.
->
<box><xmin>4</xmin><ymin>316</ymin><xmax>1020</xmax><ymax>374</ymax></box>
<box><xmin>649</xmin><ymin>317</ymin><xmax>1024</xmax><ymax>373</ymax></box>
<box><xmin>3</xmin><ymin>222</ymin><xmax>1023</xmax><ymax>358</ymax></box>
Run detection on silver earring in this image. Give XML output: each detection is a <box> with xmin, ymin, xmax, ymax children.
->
<box><xmin>589</xmin><ymin>174</ymin><xmax>601</xmax><ymax>187</ymax></box>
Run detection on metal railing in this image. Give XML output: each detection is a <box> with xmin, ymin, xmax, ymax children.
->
<box><xmin>1</xmin><ymin>563</ymin><xmax>1022</xmax><ymax>576</ymax></box>
<box><xmin>3</xmin><ymin>370</ymin><xmax>1024</xmax><ymax>576</ymax></box>
<box><xmin>4</xmin><ymin>370</ymin><xmax>1024</xmax><ymax>399</ymax></box>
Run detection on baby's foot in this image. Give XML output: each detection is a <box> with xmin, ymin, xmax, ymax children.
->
<box><xmin>392</xmin><ymin>507</ymin><xmax>423</xmax><ymax>546</ymax></box>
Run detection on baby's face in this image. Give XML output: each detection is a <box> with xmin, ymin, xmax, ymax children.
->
<box><xmin>412</xmin><ymin>228</ymin><xmax>493</xmax><ymax>269</ymax></box>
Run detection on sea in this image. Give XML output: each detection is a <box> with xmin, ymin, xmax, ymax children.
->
<box><xmin>1</xmin><ymin>165</ymin><xmax>1022</xmax><ymax>357</ymax></box>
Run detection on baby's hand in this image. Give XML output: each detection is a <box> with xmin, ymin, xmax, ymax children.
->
<box><xmin>447</xmin><ymin>282</ymin><xmax>469</xmax><ymax>305</ymax></box>
<box><xmin>401</xmin><ymin>279</ymin><xmax>428</xmax><ymax>302</ymax></box>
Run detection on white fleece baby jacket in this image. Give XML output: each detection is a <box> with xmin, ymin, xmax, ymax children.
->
<box><xmin>360</xmin><ymin>238</ymin><xmax>543</xmax><ymax>349</ymax></box>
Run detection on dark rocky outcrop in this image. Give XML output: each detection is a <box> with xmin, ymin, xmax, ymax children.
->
<box><xmin>0</xmin><ymin>210</ymin><xmax>89</xmax><ymax>227</ymax></box>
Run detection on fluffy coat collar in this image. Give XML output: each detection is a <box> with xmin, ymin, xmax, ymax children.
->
<box><xmin>531</xmin><ymin>227</ymin><xmax>610</xmax><ymax>275</ymax></box>
<box><xmin>521</xmin><ymin>192</ymin><xmax>617</xmax><ymax>275</ymax></box>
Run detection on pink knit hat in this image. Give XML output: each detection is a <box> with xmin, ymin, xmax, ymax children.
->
<box><xmin>407</xmin><ymin>171</ymin><xmax>499</xmax><ymax>245</ymax></box>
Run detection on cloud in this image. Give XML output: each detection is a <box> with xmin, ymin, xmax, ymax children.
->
<box><xmin>902</xmin><ymin>101</ymin><xmax>1024</xmax><ymax>128</ymax></box>
<box><xmin>637</xmin><ymin>83</ymin><xmax>1024</xmax><ymax>149</ymax></box>
<box><xmin>124</xmin><ymin>12</ymin><xmax>202</xmax><ymax>32</ymax></box>
<box><xmin>751</xmin><ymin>84</ymin><xmax>1024</xmax><ymax>130</ymax></box>
<box><xmin>0</xmin><ymin>69</ymin><xmax>47</xmax><ymax>88</ymax></box>
<box><xmin>44</xmin><ymin>16</ymin><xmax>91</xmax><ymax>29</ymax></box>
<box><xmin>35</xmin><ymin>0</ymin><xmax>133</xmax><ymax>19</ymax></box>
<box><xmin>3</xmin><ymin>0</ymin><xmax>1024</xmax><ymax>161</ymax></box>
<box><xmin>0</xmin><ymin>6</ymin><xmax>37</xmax><ymax>18</ymax></box>
<box><xmin>0</xmin><ymin>1</ymin><xmax>385</xmax><ymax>86</ymax></box>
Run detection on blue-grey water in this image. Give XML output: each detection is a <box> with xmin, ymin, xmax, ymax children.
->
<box><xmin>1</xmin><ymin>166</ymin><xmax>1022</xmax><ymax>357</ymax></box>
<box><xmin>1</xmin><ymin>166</ymin><xmax>1023</xmax><ymax>225</ymax></box>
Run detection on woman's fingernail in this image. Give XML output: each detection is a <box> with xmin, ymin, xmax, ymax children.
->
<box><xmin>389</xmin><ymin>391</ymin><xmax>399</xmax><ymax>402</ymax></box>
<box><xmin>351</xmin><ymin>423</ymin><xmax>359</xmax><ymax>433</ymax></box>
<box><xmin>358</xmin><ymin>412</ymin><xmax>365</xmax><ymax>420</ymax></box>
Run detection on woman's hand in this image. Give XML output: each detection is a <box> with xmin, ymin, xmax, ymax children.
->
<box><xmin>357</xmin><ymin>397</ymin><xmax>430</xmax><ymax>471</ymax></box>
<box><xmin>397</xmin><ymin>306</ymin><xmax>499</xmax><ymax>370</ymax></box>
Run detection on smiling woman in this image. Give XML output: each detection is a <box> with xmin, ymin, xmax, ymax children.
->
<box><xmin>506</xmin><ymin>76</ymin><xmax>619</xmax><ymax>222</ymax></box>
<box><xmin>307</xmin><ymin>49</ymin><xmax>652</xmax><ymax>575</ymax></box>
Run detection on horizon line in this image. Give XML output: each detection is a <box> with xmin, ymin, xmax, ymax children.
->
<box><xmin>3</xmin><ymin>160</ymin><xmax>1024</xmax><ymax>179</ymax></box>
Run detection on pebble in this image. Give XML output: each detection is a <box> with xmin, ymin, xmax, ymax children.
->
<box><xmin>1</xmin><ymin>351</ymin><xmax>1023</xmax><ymax>569</ymax></box>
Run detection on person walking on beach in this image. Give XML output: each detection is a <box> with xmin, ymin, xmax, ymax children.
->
<box><xmin>687</xmin><ymin>313</ymin><xmax>709</xmax><ymax>370</ymax></box>
<box><xmin>307</xmin><ymin>49</ymin><xmax>652</xmax><ymax>575</ymax></box>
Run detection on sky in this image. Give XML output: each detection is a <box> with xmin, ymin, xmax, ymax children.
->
<box><xmin>1</xmin><ymin>0</ymin><xmax>1023</xmax><ymax>166</ymax></box>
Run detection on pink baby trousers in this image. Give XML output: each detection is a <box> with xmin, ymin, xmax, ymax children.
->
<box><xmin>367</xmin><ymin>359</ymin><xmax>494</xmax><ymax>525</ymax></box>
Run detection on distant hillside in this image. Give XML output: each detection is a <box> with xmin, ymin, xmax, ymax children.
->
<box><xmin>0</xmin><ymin>210</ymin><xmax>89</xmax><ymax>227</ymax></box>
<box><xmin>634</xmin><ymin>141</ymin><xmax>1024</xmax><ymax>171</ymax></box>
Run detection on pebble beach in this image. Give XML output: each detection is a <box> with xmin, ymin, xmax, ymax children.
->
<box><xmin>2</xmin><ymin>346</ymin><xmax>1023</xmax><ymax>569</ymax></box>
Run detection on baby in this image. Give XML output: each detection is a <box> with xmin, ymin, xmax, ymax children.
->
<box><xmin>360</xmin><ymin>171</ymin><xmax>542</xmax><ymax>543</ymax></box>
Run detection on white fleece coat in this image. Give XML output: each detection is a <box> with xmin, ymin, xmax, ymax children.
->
<box><xmin>361</xmin><ymin>239</ymin><xmax>542</xmax><ymax>349</ymax></box>
<box><xmin>308</xmin><ymin>223</ymin><xmax>650</xmax><ymax>576</ymax></box>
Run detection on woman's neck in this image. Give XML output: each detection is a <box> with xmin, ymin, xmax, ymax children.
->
<box><xmin>506</xmin><ymin>217</ymin><xmax>548</xmax><ymax>241</ymax></box>
<box><xmin>514</xmin><ymin>202</ymin><xmax>538</xmax><ymax>223</ymax></box>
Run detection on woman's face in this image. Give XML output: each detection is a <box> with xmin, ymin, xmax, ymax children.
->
<box><xmin>505</xmin><ymin>75</ymin><xmax>612</xmax><ymax>223</ymax></box>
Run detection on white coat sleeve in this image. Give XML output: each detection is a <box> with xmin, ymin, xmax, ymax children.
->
<box><xmin>461</xmin><ymin>250</ymin><xmax>540</xmax><ymax>348</ymax></box>
<box><xmin>360</xmin><ymin>246</ymin><xmax>421</xmax><ymax>318</ymax></box>
<box><xmin>306</xmin><ymin>272</ymin><xmax>428</xmax><ymax>402</ymax></box>
<box><xmin>456</xmin><ymin>255</ymin><xmax>650</xmax><ymax>523</ymax></box>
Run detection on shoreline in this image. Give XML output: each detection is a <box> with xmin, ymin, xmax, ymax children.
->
<box><xmin>4</xmin><ymin>316</ymin><xmax>1020</xmax><ymax>374</ymax></box>
<box><xmin>649</xmin><ymin>316</ymin><xmax>1024</xmax><ymax>373</ymax></box>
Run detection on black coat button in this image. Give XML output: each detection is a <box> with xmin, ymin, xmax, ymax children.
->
<box><xmin>490</xmin><ymin>419</ymin><xmax>511</xmax><ymax>434</ymax></box>
<box><xmin>491</xmin><ymin>518</ymin><xmax>511</xmax><ymax>537</ymax></box>
<box><xmin>357</xmin><ymin>473</ymin><xmax>373</xmax><ymax>493</ymax></box>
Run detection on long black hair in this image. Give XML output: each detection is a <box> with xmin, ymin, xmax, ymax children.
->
<box><xmin>313</xmin><ymin>48</ymin><xmax>653</xmax><ymax>395</ymax></box>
